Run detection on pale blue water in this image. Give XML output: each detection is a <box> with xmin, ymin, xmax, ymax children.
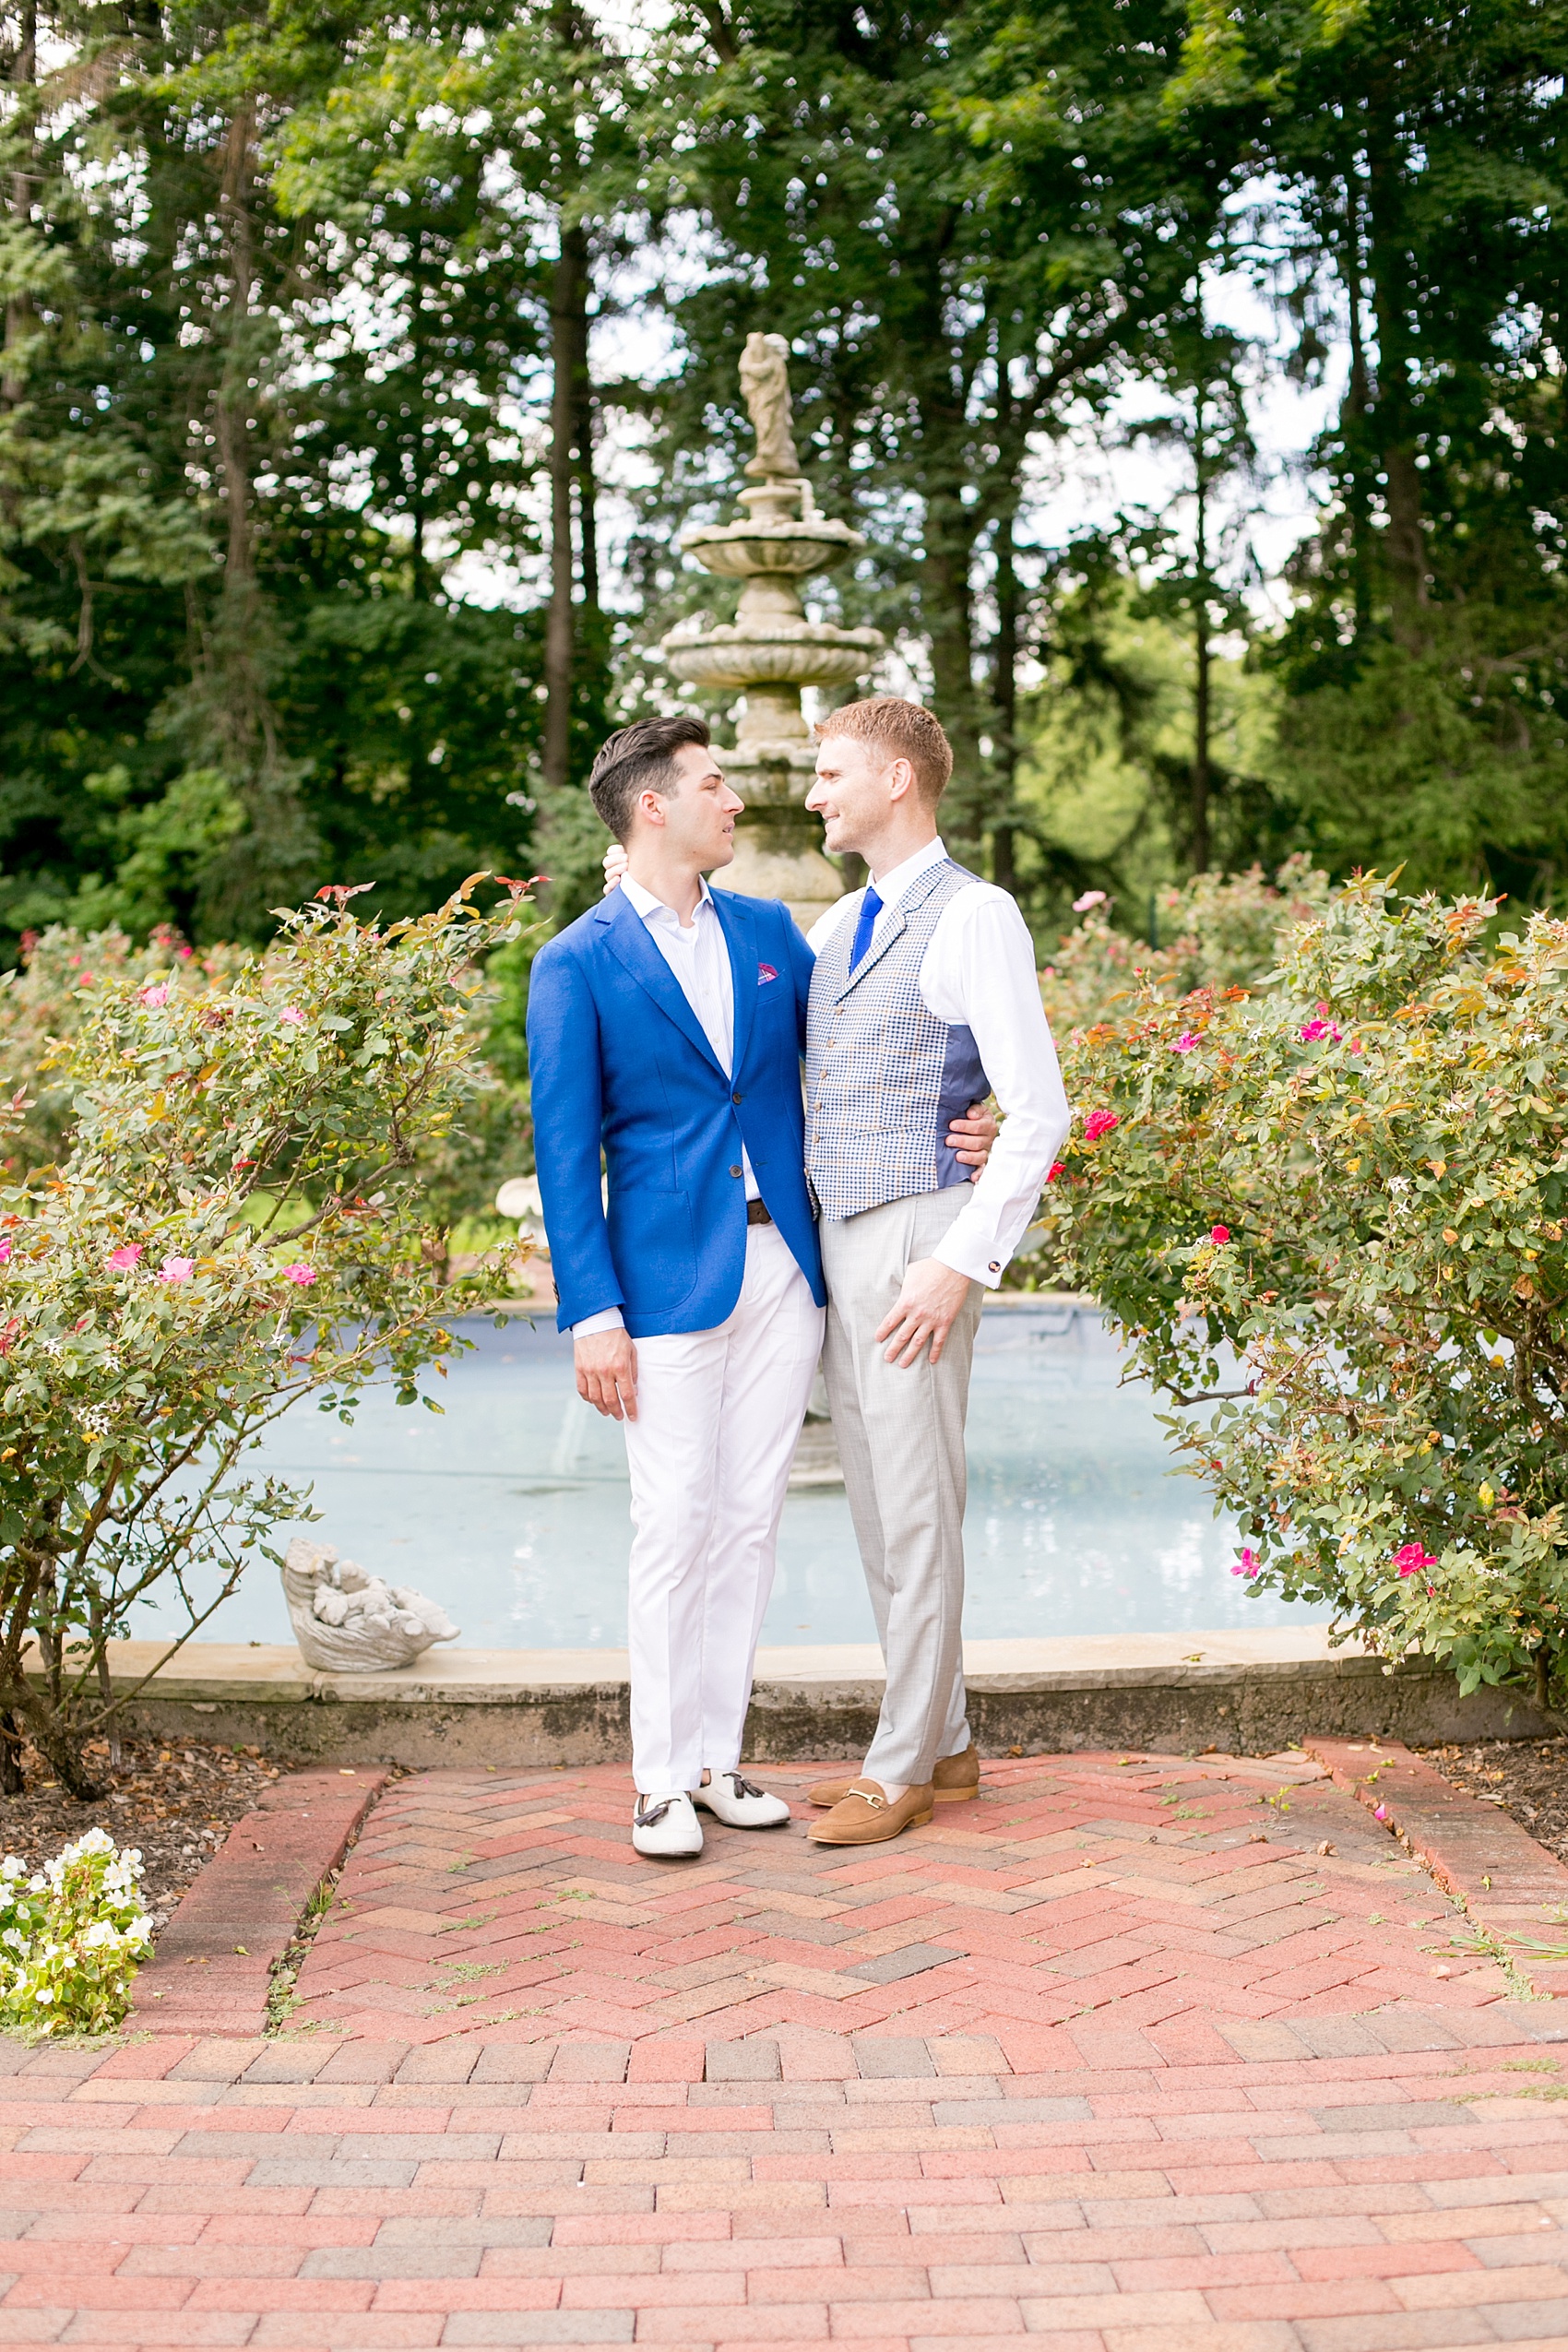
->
<box><xmin>127</xmin><ymin>1303</ymin><xmax>1324</xmax><ymax>1651</ymax></box>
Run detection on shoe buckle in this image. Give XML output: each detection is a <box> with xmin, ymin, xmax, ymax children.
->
<box><xmin>849</xmin><ymin>1788</ymin><xmax>885</xmax><ymax>1810</ymax></box>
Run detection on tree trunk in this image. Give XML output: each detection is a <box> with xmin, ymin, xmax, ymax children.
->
<box><xmin>1363</xmin><ymin>114</ymin><xmax>1427</xmax><ymax>645</ymax></box>
<box><xmin>2</xmin><ymin>0</ymin><xmax>35</xmax><ymax>416</ymax></box>
<box><xmin>992</xmin><ymin>503</ymin><xmax>1020</xmax><ymax>894</ymax></box>
<box><xmin>1339</xmin><ymin>172</ymin><xmax>1374</xmax><ymax>643</ymax></box>
<box><xmin>573</xmin><ymin>308</ymin><xmax>598</xmax><ymax>612</ymax></box>
<box><xmin>216</xmin><ymin>109</ymin><xmax>258</xmax><ymax>625</ymax></box>
<box><xmin>922</xmin><ymin>435</ymin><xmax>983</xmax><ymax>849</ymax></box>
<box><xmin>1191</xmin><ymin>409</ymin><xmax>1212</xmax><ymax>875</ymax></box>
<box><xmin>0</xmin><ymin>1709</ymin><xmax>23</xmax><ymax>1794</ymax></box>
<box><xmin>542</xmin><ymin>220</ymin><xmax>588</xmax><ymax>792</ymax></box>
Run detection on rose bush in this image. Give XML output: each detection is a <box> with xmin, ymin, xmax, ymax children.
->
<box><xmin>0</xmin><ymin>879</ymin><xmax>539</xmax><ymax>1795</ymax></box>
<box><xmin>1046</xmin><ymin>873</ymin><xmax>1568</xmax><ymax>1711</ymax></box>
<box><xmin>1039</xmin><ymin>857</ymin><xmax>1332</xmax><ymax>1036</ymax></box>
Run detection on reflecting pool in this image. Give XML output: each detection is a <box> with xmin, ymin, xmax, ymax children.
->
<box><xmin>129</xmin><ymin>1301</ymin><xmax>1326</xmax><ymax>1650</ymax></box>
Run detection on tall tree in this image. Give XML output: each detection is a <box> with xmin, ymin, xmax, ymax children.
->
<box><xmin>634</xmin><ymin>0</ymin><xmax>1209</xmax><ymax>884</ymax></box>
<box><xmin>1174</xmin><ymin>0</ymin><xmax>1568</xmax><ymax>892</ymax></box>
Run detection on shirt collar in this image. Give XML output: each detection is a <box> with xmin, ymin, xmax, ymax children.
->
<box><xmin>621</xmin><ymin>873</ymin><xmax>715</xmax><ymax>931</ymax></box>
<box><xmin>868</xmin><ymin>836</ymin><xmax>946</xmax><ymax>909</ymax></box>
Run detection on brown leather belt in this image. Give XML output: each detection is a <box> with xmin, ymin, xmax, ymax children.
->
<box><xmin>746</xmin><ymin>1198</ymin><xmax>773</xmax><ymax>1227</ymax></box>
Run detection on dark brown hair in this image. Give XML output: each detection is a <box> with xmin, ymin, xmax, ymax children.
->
<box><xmin>588</xmin><ymin>715</ymin><xmax>712</xmax><ymax>840</ymax></box>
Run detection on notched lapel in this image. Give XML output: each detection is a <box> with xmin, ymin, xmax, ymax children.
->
<box><xmin>713</xmin><ymin>889</ymin><xmax>757</xmax><ymax>1075</ymax></box>
<box><xmin>597</xmin><ymin>891</ymin><xmax>726</xmax><ymax>1077</ymax></box>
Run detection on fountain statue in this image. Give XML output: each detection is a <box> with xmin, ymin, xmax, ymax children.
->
<box><xmin>660</xmin><ymin>332</ymin><xmax>885</xmax><ymax>929</ymax></box>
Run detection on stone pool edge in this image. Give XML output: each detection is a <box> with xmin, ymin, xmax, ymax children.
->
<box><xmin>77</xmin><ymin>1630</ymin><xmax>1556</xmax><ymax>1764</ymax></box>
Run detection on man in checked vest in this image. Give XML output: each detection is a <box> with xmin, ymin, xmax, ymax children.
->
<box><xmin>800</xmin><ymin>697</ymin><xmax>1071</xmax><ymax>1847</ymax></box>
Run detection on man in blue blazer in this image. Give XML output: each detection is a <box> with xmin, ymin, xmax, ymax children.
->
<box><xmin>528</xmin><ymin>716</ymin><xmax>831</xmax><ymax>1857</ymax></box>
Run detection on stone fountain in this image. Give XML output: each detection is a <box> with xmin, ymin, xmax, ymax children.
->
<box><xmin>660</xmin><ymin>333</ymin><xmax>885</xmax><ymax>930</ymax></box>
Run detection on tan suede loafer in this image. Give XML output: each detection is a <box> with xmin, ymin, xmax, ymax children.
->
<box><xmin>805</xmin><ymin>1777</ymin><xmax>935</xmax><ymax>1846</ymax></box>
<box><xmin>808</xmin><ymin>1744</ymin><xmax>980</xmax><ymax>1810</ymax></box>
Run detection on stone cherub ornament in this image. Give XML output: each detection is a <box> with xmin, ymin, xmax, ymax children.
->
<box><xmin>739</xmin><ymin>331</ymin><xmax>801</xmax><ymax>480</ymax></box>
<box><xmin>281</xmin><ymin>1536</ymin><xmax>459</xmax><ymax>1673</ymax></box>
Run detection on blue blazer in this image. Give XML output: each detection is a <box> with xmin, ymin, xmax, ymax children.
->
<box><xmin>527</xmin><ymin>886</ymin><xmax>826</xmax><ymax>1337</ymax></box>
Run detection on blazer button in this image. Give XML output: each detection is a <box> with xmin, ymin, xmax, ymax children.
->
<box><xmin>732</xmin><ymin>1091</ymin><xmax>742</xmax><ymax>1104</ymax></box>
<box><xmin>729</xmin><ymin>1164</ymin><xmax>742</xmax><ymax>1178</ymax></box>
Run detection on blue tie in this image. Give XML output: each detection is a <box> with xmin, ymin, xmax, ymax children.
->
<box><xmin>849</xmin><ymin>885</ymin><xmax>883</xmax><ymax>970</ymax></box>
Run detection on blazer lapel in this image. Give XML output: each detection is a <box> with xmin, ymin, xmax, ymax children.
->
<box><xmin>594</xmin><ymin>891</ymin><xmax>727</xmax><ymax>1078</ymax></box>
<box><xmin>712</xmin><ymin>888</ymin><xmax>757</xmax><ymax>1076</ymax></box>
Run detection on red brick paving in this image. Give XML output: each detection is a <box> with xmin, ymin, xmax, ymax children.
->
<box><xmin>8</xmin><ymin>1746</ymin><xmax>1568</xmax><ymax>2346</ymax></box>
<box><xmin>1307</xmin><ymin>1738</ymin><xmax>1568</xmax><ymax>2000</ymax></box>
<box><xmin>133</xmin><ymin>1772</ymin><xmax>392</xmax><ymax>2041</ymax></box>
<box><xmin>281</xmin><ymin>1747</ymin><xmax>1535</xmax><ymax>2047</ymax></box>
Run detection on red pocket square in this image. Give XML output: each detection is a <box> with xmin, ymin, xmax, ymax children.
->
<box><xmin>756</xmin><ymin>962</ymin><xmax>778</xmax><ymax>983</ymax></box>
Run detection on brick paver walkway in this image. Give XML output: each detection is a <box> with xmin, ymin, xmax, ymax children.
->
<box><xmin>287</xmin><ymin>1750</ymin><xmax>1521</xmax><ymax>2045</ymax></box>
<box><xmin>7</xmin><ymin>1749</ymin><xmax>1568</xmax><ymax>2348</ymax></box>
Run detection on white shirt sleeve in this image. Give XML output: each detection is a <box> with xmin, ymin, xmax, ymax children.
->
<box><xmin>917</xmin><ymin>885</ymin><xmax>1071</xmax><ymax>1287</ymax></box>
<box><xmin>571</xmin><ymin>1307</ymin><xmax>624</xmax><ymax>1338</ymax></box>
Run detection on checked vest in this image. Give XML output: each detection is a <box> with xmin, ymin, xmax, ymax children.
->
<box><xmin>805</xmin><ymin>858</ymin><xmax>991</xmax><ymax>1223</ymax></box>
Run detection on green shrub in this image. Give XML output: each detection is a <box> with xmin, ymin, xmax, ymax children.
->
<box><xmin>0</xmin><ymin>1828</ymin><xmax>150</xmax><ymax>2037</ymax></box>
<box><xmin>0</xmin><ymin>879</ymin><xmax>540</xmax><ymax>1795</ymax></box>
<box><xmin>1047</xmin><ymin>873</ymin><xmax>1568</xmax><ymax>1710</ymax></box>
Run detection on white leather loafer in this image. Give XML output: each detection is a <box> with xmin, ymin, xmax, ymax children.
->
<box><xmin>693</xmin><ymin>1771</ymin><xmax>792</xmax><ymax>1830</ymax></box>
<box><xmin>632</xmin><ymin>1791</ymin><xmax>704</xmax><ymax>1859</ymax></box>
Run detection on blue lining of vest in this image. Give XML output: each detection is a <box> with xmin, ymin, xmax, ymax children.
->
<box><xmin>934</xmin><ymin>1021</ymin><xmax>990</xmax><ymax>1189</ymax></box>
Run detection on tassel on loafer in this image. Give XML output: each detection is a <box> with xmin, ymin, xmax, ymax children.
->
<box><xmin>693</xmin><ymin>1771</ymin><xmax>792</xmax><ymax>1829</ymax></box>
<box><xmin>631</xmin><ymin>1791</ymin><xmax>704</xmax><ymax>1859</ymax></box>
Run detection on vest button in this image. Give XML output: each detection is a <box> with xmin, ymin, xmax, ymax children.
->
<box><xmin>729</xmin><ymin>1164</ymin><xmax>742</xmax><ymax>1178</ymax></box>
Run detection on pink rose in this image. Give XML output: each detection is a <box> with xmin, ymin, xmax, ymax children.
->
<box><xmin>106</xmin><ymin>1244</ymin><xmax>143</xmax><ymax>1271</ymax></box>
<box><xmin>1084</xmin><ymin>1110</ymin><xmax>1120</xmax><ymax>1141</ymax></box>
<box><xmin>280</xmin><ymin>1264</ymin><xmax>316</xmax><ymax>1287</ymax></box>
<box><xmin>1300</xmin><ymin>1016</ymin><xmax>1343</xmax><ymax>1044</ymax></box>
<box><xmin>1045</xmin><ymin>1161</ymin><xmax>1066</xmax><ymax>1184</ymax></box>
<box><xmin>1230</xmin><ymin>1547</ymin><xmax>1260</xmax><ymax>1578</ymax></box>
<box><xmin>1073</xmin><ymin>889</ymin><xmax>1108</xmax><ymax>914</ymax></box>
<box><xmin>159</xmin><ymin>1256</ymin><xmax>195</xmax><ymax>1284</ymax></box>
<box><xmin>1170</xmin><ymin>1031</ymin><xmax>1201</xmax><ymax>1054</ymax></box>
<box><xmin>1210</xmin><ymin>1224</ymin><xmax>1230</xmax><ymax>1244</ymax></box>
<box><xmin>279</xmin><ymin>1007</ymin><xmax>306</xmax><ymax>1028</ymax></box>
<box><xmin>0</xmin><ymin>1238</ymin><xmax>10</xmax><ymax>1266</ymax></box>
<box><xmin>139</xmin><ymin>982</ymin><xmax>171</xmax><ymax>1009</ymax></box>
<box><xmin>1394</xmin><ymin>1542</ymin><xmax>1437</xmax><ymax>1577</ymax></box>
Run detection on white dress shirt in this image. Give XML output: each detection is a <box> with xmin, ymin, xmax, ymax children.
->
<box><xmin>806</xmin><ymin>837</ymin><xmax>1071</xmax><ymax>1288</ymax></box>
<box><xmin>572</xmin><ymin>842</ymin><xmax>1070</xmax><ymax>1331</ymax></box>
<box><xmin>574</xmin><ymin>875</ymin><xmax>756</xmax><ymax>1338</ymax></box>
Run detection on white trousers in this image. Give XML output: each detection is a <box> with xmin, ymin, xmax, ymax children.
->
<box><xmin>622</xmin><ymin>1219</ymin><xmax>825</xmax><ymax>1794</ymax></box>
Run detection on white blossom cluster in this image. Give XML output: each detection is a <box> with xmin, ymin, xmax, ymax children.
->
<box><xmin>0</xmin><ymin>1828</ymin><xmax>151</xmax><ymax>2035</ymax></box>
